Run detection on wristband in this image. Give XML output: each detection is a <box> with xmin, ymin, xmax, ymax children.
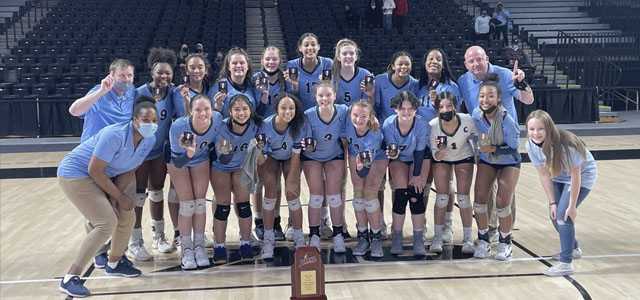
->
<box><xmin>514</xmin><ymin>79</ymin><xmax>529</xmax><ymax>91</ymax></box>
<box><xmin>549</xmin><ymin>202</ymin><xmax>557</xmax><ymax>206</ymax></box>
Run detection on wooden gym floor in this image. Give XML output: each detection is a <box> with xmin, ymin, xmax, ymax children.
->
<box><xmin>1</xmin><ymin>135</ymin><xmax>639</xmax><ymax>299</ymax></box>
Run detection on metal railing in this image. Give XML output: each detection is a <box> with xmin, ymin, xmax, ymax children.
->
<box><xmin>555</xmin><ymin>31</ymin><xmax>623</xmax><ymax>88</ymax></box>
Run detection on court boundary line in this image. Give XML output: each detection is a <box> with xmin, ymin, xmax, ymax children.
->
<box><xmin>2</xmin><ymin>253</ymin><xmax>638</xmax><ymax>285</ymax></box>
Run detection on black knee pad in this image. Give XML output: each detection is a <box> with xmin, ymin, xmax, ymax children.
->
<box><xmin>392</xmin><ymin>189</ymin><xmax>409</xmax><ymax>215</ymax></box>
<box><xmin>236</xmin><ymin>202</ymin><xmax>252</xmax><ymax>219</ymax></box>
<box><xmin>214</xmin><ymin>205</ymin><xmax>231</xmax><ymax>221</ymax></box>
<box><xmin>409</xmin><ymin>194</ymin><xmax>426</xmax><ymax>214</ymax></box>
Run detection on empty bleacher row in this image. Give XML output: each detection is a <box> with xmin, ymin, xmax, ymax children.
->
<box><xmin>0</xmin><ymin>0</ymin><xmax>246</xmax><ymax>101</ymax></box>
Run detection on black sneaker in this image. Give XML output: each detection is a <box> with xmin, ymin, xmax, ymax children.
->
<box><xmin>342</xmin><ymin>227</ymin><xmax>352</xmax><ymax>242</ymax></box>
<box><xmin>273</xmin><ymin>216</ymin><xmax>286</xmax><ymax>241</ymax></box>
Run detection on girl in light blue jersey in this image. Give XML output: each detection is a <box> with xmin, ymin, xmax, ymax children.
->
<box><xmin>251</xmin><ymin>46</ymin><xmax>291</xmax><ymax>241</ymax></box>
<box><xmin>258</xmin><ymin>93</ymin><xmax>308</xmax><ymax>259</ymax></box>
<box><xmin>57</xmin><ymin>96</ymin><xmax>158</xmax><ymax>298</ymax></box>
<box><xmin>285</xmin><ymin>33</ymin><xmax>334</xmax><ymax>110</ymax></box>
<box><xmin>210</xmin><ymin>94</ymin><xmax>264</xmax><ymax>264</ymax></box>
<box><xmin>174</xmin><ymin>53</ymin><xmax>211</xmax><ymax>117</ymax></box>
<box><xmin>129</xmin><ymin>48</ymin><xmax>179</xmax><ymax>261</ymax></box>
<box><xmin>168</xmin><ymin>94</ymin><xmax>224</xmax><ymax>270</ymax></box>
<box><xmin>210</xmin><ymin>47</ymin><xmax>261</xmax><ymax>118</ymax></box>
<box><xmin>526</xmin><ymin>110</ymin><xmax>597</xmax><ymax>277</ymax></box>
<box><xmin>374</xmin><ymin>51</ymin><xmax>419</xmax><ymax>123</ymax></box>
<box><xmin>472</xmin><ymin>73</ymin><xmax>521</xmax><ymax>261</ymax></box>
<box><xmin>302</xmin><ymin>81</ymin><xmax>348</xmax><ymax>253</ymax></box>
<box><xmin>381</xmin><ymin>91</ymin><xmax>431</xmax><ymax>256</ymax></box>
<box><xmin>341</xmin><ymin>99</ymin><xmax>387</xmax><ymax>258</ymax></box>
<box><xmin>331</xmin><ymin>38</ymin><xmax>374</xmax><ymax>106</ymax></box>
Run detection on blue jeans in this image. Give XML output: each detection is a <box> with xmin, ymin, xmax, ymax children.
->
<box><xmin>552</xmin><ymin>182</ymin><xmax>590</xmax><ymax>263</ymax></box>
<box><xmin>383</xmin><ymin>14</ymin><xmax>392</xmax><ymax>29</ymax></box>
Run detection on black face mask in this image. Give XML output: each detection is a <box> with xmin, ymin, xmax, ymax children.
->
<box><xmin>263</xmin><ymin>68</ymin><xmax>279</xmax><ymax>77</ymax></box>
<box><xmin>181</xmin><ymin>47</ymin><xmax>188</xmax><ymax>52</ymax></box>
<box><xmin>533</xmin><ymin>140</ymin><xmax>544</xmax><ymax>148</ymax></box>
<box><xmin>233</xmin><ymin>118</ymin><xmax>249</xmax><ymax>126</ymax></box>
<box><xmin>439</xmin><ymin>111</ymin><xmax>455</xmax><ymax>122</ymax></box>
<box><xmin>197</xmin><ymin>48</ymin><xmax>203</xmax><ymax>54</ymax></box>
<box><xmin>481</xmin><ymin>105</ymin><xmax>497</xmax><ymax>115</ymax></box>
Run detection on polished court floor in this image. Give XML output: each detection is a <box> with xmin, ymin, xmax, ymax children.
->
<box><xmin>1</xmin><ymin>135</ymin><xmax>639</xmax><ymax>299</ymax></box>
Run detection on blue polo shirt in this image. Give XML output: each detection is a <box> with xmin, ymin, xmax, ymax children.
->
<box><xmin>458</xmin><ymin>64</ymin><xmax>521</xmax><ymax>122</ymax></box>
<box><xmin>79</xmin><ymin>85</ymin><xmax>138</xmax><ymax>142</ymax></box>
<box><xmin>58</xmin><ymin>121</ymin><xmax>155</xmax><ymax>178</ymax></box>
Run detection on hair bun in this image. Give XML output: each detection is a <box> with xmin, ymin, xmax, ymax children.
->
<box><xmin>484</xmin><ymin>72</ymin><xmax>500</xmax><ymax>83</ymax></box>
<box><xmin>135</xmin><ymin>95</ymin><xmax>156</xmax><ymax>105</ymax></box>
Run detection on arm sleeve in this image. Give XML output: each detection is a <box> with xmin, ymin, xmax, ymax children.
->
<box><xmin>412</xmin><ymin>149</ymin><xmax>425</xmax><ymax>176</ymax></box>
<box><xmin>173</xmin><ymin>152</ymin><xmax>192</xmax><ymax>168</ymax></box>
<box><xmin>357</xmin><ymin>166</ymin><xmax>371</xmax><ymax>178</ymax></box>
<box><xmin>429</xmin><ymin>124</ymin><xmax>441</xmax><ymax>161</ymax></box>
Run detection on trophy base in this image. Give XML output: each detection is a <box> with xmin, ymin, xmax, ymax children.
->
<box><xmin>291</xmin><ymin>296</ymin><xmax>327</xmax><ymax>300</ymax></box>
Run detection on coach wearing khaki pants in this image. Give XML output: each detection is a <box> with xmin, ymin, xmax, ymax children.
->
<box><xmin>57</xmin><ymin>96</ymin><xmax>158</xmax><ymax>298</ymax></box>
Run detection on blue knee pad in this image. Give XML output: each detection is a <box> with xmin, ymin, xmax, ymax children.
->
<box><xmin>215</xmin><ymin>205</ymin><xmax>231</xmax><ymax>221</ymax></box>
<box><xmin>392</xmin><ymin>189</ymin><xmax>409</xmax><ymax>215</ymax></box>
<box><xmin>236</xmin><ymin>202</ymin><xmax>252</xmax><ymax>219</ymax></box>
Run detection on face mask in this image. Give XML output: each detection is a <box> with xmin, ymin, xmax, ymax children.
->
<box><xmin>233</xmin><ymin>118</ymin><xmax>249</xmax><ymax>126</ymax></box>
<box><xmin>137</xmin><ymin>122</ymin><xmax>158</xmax><ymax>138</ymax></box>
<box><xmin>533</xmin><ymin>140</ymin><xmax>544</xmax><ymax>148</ymax></box>
<box><xmin>114</xmin><ymin>80</ymin><xmax>132</xmax><ymax>92</ymax></box>
<box><xmin>440</xmin><ymin>111</ymin><xmax>455</xmax><ymax>122</ymax></box>
<box><xmin>197</xmin><ymin>48</ymin><xmax>203</xmax><ymax>54</ymax></box>
<box><xmin>263</xmin><ymin>68</ymin><xmax>279</xmax><ymax>76</ymax></box>
<box><xmin>481</xmin><ymin>105</ymin><xmax>497</xmax><ymax>115</ymax></box>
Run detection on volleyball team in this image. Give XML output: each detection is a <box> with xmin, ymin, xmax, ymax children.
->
<box><xmin>57</xmin><ymin>32</ymin><xmax>597</xmax><ymax>298</ymax></box>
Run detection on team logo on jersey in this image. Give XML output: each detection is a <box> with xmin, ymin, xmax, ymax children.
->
<box><xmin>463</xmin><ymin>126</ymin><xmax>469</xmax><ymax>133</ymax></box>
<box><xmin>324</xmin><ymin>133</ymin><xmax>333</xmax><ymax>141</ymax></box>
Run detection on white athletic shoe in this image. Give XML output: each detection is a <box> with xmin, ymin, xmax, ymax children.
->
<box><xmin>309</xmin><ymin>235</ymin><xmax>321</xmax><ymax>252</ymax></box>
<box><xmin>461</xmin><ymin>236</ymin><xmax>475</xmax><ymax>254</ymax></box>
<box><xmin>544</xmin><ymin>262</ymin><xmax>574</xmax><ymax>277</ymax></box>
<box><xmin>320</xmin><ymin>217</ymin><xmax>333</xmax><ymax>240</ymax></box>
<box><xmin>127</xmin><ymin>240</ymin><xmax>152</xmax><ymax>261</ymax></box>
<box><xmin>429</xmin><ymin>233</ymin><xmax>443</xmax><ymax>253</ymax></box>
<box><xmin>180</xmin><ymin>248</ymin><xmax>197</xmax><ymax>270</ymax></box>
<box><xmin>152</xmin><ymin>234</ymin><xmax>174</xmax><ymax>253</ymax></box>
<box><xmin>194</xmin><ymin>245</ymin><xmax>210</xmax><ymax>267</ymax></box>
<box><xmin>293</xmin><ymin>231</ymin><xmax>306</xmax><ymax>248</ymax></box>
<box><xmin>261</xmin><ymin>233</ymin><xmax>275</xmax><ymax>260</ymax></box>
<box><xmin>552</xmin><ymin>247</ymin><xmax>582</xmax><ymax>261</ymax></box>
<box><xmin>442</xmin><ymin>220</ymin><xmax>453</xmax><ymax>244</ymax></box>
<box><xmin>285</xmin><ymin>221</ymin><xmax>294</xmax><ymax>242</ymax></box>
<box><xmin>474</xmin><ymin>239</ymin><xmax>491</xmax><ymax>259</ymax></box>
<box><xmin>204</xmin><ymin>236</ymin><xmax>214</xmax><ymax>248</ymax></box>
<box><xmin>495</xmin><ymin>242</ymin><xmax>513</xmax><ymax>261</ymax></box>
<box><xmin>333</xmin><ymin>234</ymin><xmax>346</xmax><ymax>253</ymax></box>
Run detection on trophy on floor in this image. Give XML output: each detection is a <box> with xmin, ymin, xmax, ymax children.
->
<box><xmin>291</xmin><ymin>246</ymin><xmax>326</xmax><ymax>300</ymax></box>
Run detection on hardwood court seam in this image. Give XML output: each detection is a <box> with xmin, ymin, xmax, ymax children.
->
<box><xmin>512</xmin><ymin>240</ymin><xmax>592</xmax><ymax>300</ymax></box>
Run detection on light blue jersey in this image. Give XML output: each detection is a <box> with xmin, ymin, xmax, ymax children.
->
<box><xmin>302</xmin><ymin>104</ymin><xmax>349</xmax><ymax>162</ymax></box>
<box><xmin>285</xmin><ymin>57</ymin><xmax>334</xmax><ymax>110</ymax></box>
<box><xmin>458</xmin><ymin>64</ymin><xmax>521</xmax><ymax>122</ymax></box>
<box><xmin>169</xmin><ymin>113</ymin><xmax>223</xmax><ymax>167</ymax></box>
<box><xmin>381</xmin><ymin>114</ymin><xmax>430</xmax><ymax>162</ymax></box>
<box><xmin>251</xmin><ymin>72</ymin><xmax>291</xmax><ymax>117</ymax></box>
<box><xmin>336</xmin><ymin>67</ymin><xmax>372</xmax><ymax>106</ymax></box>
<box><xmin>207</xmin><ymin>78</ymin><xmax>260</xmax><ymax>118</ymax></box>
<box><xmin>472</xmin><ymin>108</ymin><xmax>521</xmax><ymax>165</ymax></box>
<box><xmin>526</xmin><ymin>139</ymin><xmax>597</xmax><ymax>189</ymax></box>
<box><xmin>259</xmin><ymin>114</ymin><xmax>306</xmax><ymax>161</ymax></box>
<box><xmin>416</xmin><ymin>80</ymin><xmax>462</xmax><ymax>122</ymax></box>
<box><xmin>58</xmin><ymin>121</ymin><xmax>155</xmax><ymax>178</ymax></box>
<box><xmin>211</xmin><ymin>119</ymin><xmax>261</xmax><ymax>172</ymax></box>
<box><xmin>374</xmin><ymin>73</ymin><xmax>419</xmax><ymax>123</ymax></box>
<box><xmin>136</xmin><ymin>84</ymin><xmax>177</xmax><ymax>160</ymax></box>
<box><xmin>341</xmin><ymin>116</ymin><xmax>386</xmax><ymax>160</ymax></box>
<box><xmin>79</xmin><ymin>85</ymin><xmax>138</xmax><ymax>142</ymax></box>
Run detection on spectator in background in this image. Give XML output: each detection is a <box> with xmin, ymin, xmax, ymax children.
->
<box><xmin>365</xmin><ymin>0</ymin><xmax>382</xmax><ymax>28</ymax></box>
<box><xmin>178</xmin><ymin>44</ymin><xmax>189</xmax><ymax>76</ymax></box>
<box><xmin>393</xmin><ymin>0</ymin><xmax>408</xmax><ymax>34</ymax></box>
<box><xmin>382</xmin><ymin>0</ymin><xmax>395</xmax><ymax>30</ymax></box>
<box><xmin>345</xmin><ymin>5</ymin><xmax>360</xmax><ymax>29</ymax></box>
<box><xmin>492</xmin><ymin>2</ymin><xmax>510</xmax><ymax>46</ymax></box>
<box><xmin>475</xmin><ymin>9</ymin><xmax>491</xmax><ymax>44</ymax></box>
<box><xmin>195</xmin><ymin>43</ymin><xmax>209</xmax><ymax>59</ymax></box>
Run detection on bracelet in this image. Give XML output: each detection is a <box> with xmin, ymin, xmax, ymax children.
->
<box><xmin>549</xmin><ymin>202</ymin><xmax>557</xmax><ymax>206</ymax></box>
